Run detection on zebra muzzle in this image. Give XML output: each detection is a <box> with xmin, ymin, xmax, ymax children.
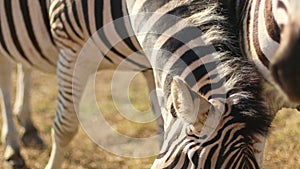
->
<box><xmin>270</xmin><ymin>22</ymin><xmax>300</xmax><ymax>103</ymax></box>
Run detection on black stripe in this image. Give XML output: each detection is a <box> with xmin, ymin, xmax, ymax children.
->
<box><xmin>0</xmin><ymin>13</ymin><xmax>14</xmax><ymax>60</ymax></box>
<box><xmin>161</xmin><ymin>27</ymin><xmax>203</xmax><ymax>53</ymax></box>
<box><xmin>20</xmin><ymin>0</ymin><xmax>55</xmax><ymax>66</ymax></box>
<box><xmin>56</xmin><ymin>15</ymin><xmax>78</xmax><ymax>44</ymax></box>
<box><xmin>82</xmin><ymin>0</ymin><xmax>91</xmax><ymax>36</ymax></box>
<box><xmin>182</xmin><ymin>143</ymin><xmax>201</xmax><ymax>168</ymax></box>
<box><xmin>156</xmin><ymin>136</ymin><xmax>186</xmax><ymax>160</ymax></box>
<box><xmin>215</xmin><ymin>129</ymin><xmax>232</xmax><ymax>168</ymax></box>
<box><xmin>203</xmin><ymin>144</ymin><xmax>218</xmax><ymax>168</ymax></box>
<box><xmin>253</xmin><ymin>0</ymin><xmax>270</xmax><ymax>67</ymax></box>
<box><xmin>139</xmin><ymin>0</ymin><xmax>169</xmax><ymax>13</ymax></box>
<box><xmin>146</xmin><ymin>9</ymin><xmax>187</xmax><ymax>46</ymax></box>
<box><xmin>192</xmin><ymin>148</ymin><xmax>200</xmax><ymax>166</ymax></box>
<box><xmin>241</xmin><ymin>0</ymin><xmax>252</xmax><ymax>59</ymax></box>
<box><xmin>54</xmin><ymin>121</ymin><xmax>64</xmax><ymax>137</ymax></box>
<box><xmin>58</xmin><ymin>96</ymin><xmax>69</xmax><ymax>111</ymax></box>
<box><xmin>134</xmin><ymin>0</ymin><xmax>172</xmax><ymax>37</ymax></box>
<box><xmin>184</xmin><ymin>62</ymin><xmax>217</xmax><ymax>89</ymax></box>
<box><xmin>58</xmin><ymin>89</ymin><xmax>72</xmax><ymax>104</ymax></box>
<box><xmin>39</xmin><ymin>0</ymin><xmax>56</xmax><ymax>45</ymax></box>
<box><xmin>160</xmin><ymin>34</ymin><xmax>216</xmax><ymax>101</ymax></box>
<box><xmin>62</xmin><ymin>0</ymin><xmax>83</xmax><ymax>40</ymax></box>
<box><xmin>54</xmin><ymin>37</ymin><xmax>77</xmax><ymax>53</ymax></box>
<box><xmin>182</xmin><ymin>152</ymin><xmax>190</xmax><ymax>168</ymax></box>
<box><xmin>110</xmin><ymin>0</ymin><xmax>140</xmax><ymax>53</ymax></box>
<box><xmin>94</xmin><ymin>1</ymin><xmax>147</xmax><ymax>69</ymax></box>
<box><xmin>58</xmin><ymin>58</ymin><xmax>71</xmax><ymax>69</ymax></box>
<box><xmin>5</xmin><ymin>0</ymin><xmax>32</xmax><ymax>65</ymax></box>
<box><xmin>202</xmin><ymin>119</ymin><xmax>236</xmax><ymax>147</ymax></box>
<box><xmin>164</xmin><ymin>140</ymin><xmax>194</xmax><ymax>169</ymax></box>
<box><xmin>202</xmin><ymin>77</ymin><xmax>226</xmax><ymax>97</ymax></box>
<box><xmin>231</xmin><ymin>149</ymin><xmax>244</xmax><ymax>167</ymax></box>
<box><xmin>226</xmin><ymin>149</ymin><xmax>239</xmax><ymax>168</ymax></box>
<box><xmin>103</xmin><ymin>53</ymin><xmax>114</xmax><ymax>63</ymax></box>
<box><xmin>72</xmin><ymin>1</ymin><xmax>83</xmax><ymax>32</ymax></box>
<box><xmin>277</xmin><ymin>1</ymin><xmax>287</xmax><ymax>11</ymax></box>
<box><xmin>264</xmin><ymin>0</ymin><xmax>280</xmax><ymax>43</ymax></box>
<box><xmin>94</xmin><ymin>0</ymin><xmax>104</xmax><ymax>31</ymax></box>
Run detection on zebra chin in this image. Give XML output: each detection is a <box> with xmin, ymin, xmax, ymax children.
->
<box><xmin>270</xmin><ymin>22</ymin><xmax>300</xmax><ymax>103</ymax></box>
<box><xmin>270</xmin><ymin>57</ymin><xmax>300</xmax><ymax>103</ymax></box>
<box><xmin>271</xmin><ymin>68</ymin><xmax>300</xmax><ymax>103</ymax></box>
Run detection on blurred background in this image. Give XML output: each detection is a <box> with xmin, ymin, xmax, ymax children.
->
<box><xmin>0</xmin><ymin>70</ymin><xmax>299</xmax><ymax>169</ymax></box>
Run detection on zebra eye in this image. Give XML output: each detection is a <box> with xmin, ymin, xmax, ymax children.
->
<box><xmin>186</xmin><ymin>125</ymin><xmax>196</xmax><ymax>135</ymax></box>
<box><xmin>186</xmin><ymin>124</ymin><xmax>201</xmax><ymax>136</ymax></box>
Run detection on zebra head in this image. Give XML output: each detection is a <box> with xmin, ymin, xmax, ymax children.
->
<box><xmin>152</xmin><ymin>77</ymin><xmax>261</xmax><ymax>169</ymax></box>
<box><xmin>269</xmin><ymin>0</ymin><xmax>300</xmax><ymax>103</ymax></box>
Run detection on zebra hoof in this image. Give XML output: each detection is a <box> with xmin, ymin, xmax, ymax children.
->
<box><xmin>21</xmin><ymin>130</ymin><xmax>45</xmax><ymax>149</ymax></box>
<box><xmin>4</xmin><ymin>149</ymin><xmax>27</xmax><ymax>169</ymax></box>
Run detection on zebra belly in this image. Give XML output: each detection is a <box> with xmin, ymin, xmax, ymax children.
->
<box><xmin>0</xmin><ymin>0</ymin><xmax>58</xmax><ymax>73</ymax></box>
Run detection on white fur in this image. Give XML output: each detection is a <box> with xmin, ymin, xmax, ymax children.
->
<box><xmin>171</xmin><ymin>77</ymin><xmax>211</xmax><ymax>128</ymax></box>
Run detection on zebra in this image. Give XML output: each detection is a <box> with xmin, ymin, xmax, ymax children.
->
<box><xmin>45</xmin><ymin>0</ymin><xmax>272</xmax><ymax>168</ymax></box>
<box><xmin>0</xmin><ymin>0</ymin><xmax>58</xmax><ymax>168</ymax></box>
<box><xmin>0</xmin><ymin>0</ymin><xmax>162</xmax><ymax>168</ymax></box>
<box><xmin>242</xmin><ymin>0</ymin><xmax>300</xmax><ymax>104</ymax></box>
<box><xmin>222</xmin><ymin>0</ymin><xmax>300</xmax><ymax>106</ymax></box>
<box><xmin>215</xmin><ymin>0</ymin><xmax>300</xmax><ymax>166</ymax></box>
<box><xmin>226</xmin><ymin>0</ymin><xmax>300</xmax><ymax>111</ymax></box>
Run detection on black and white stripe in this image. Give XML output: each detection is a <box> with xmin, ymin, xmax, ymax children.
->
<box><xmin>47</xmin><ymin>0</ymin><xmax>272</xmax><ymax>168</ymax></box>
<box><xmin>0</xmin><ymin>0</ymin><xmax>274</xmax><ymax>168</ymax></box>
<box><xmin>0</xmin><ymin>0</ymin><xmax>58</xmax><ymax>71</ymax></box>
<box><xmin>234</xmin><ymin>0</ymin><xmax>300</xmax><ymax>104</ymax></box>
<box><xmin>129</xmin><ymin>1</ymin><xmax>272</xmax><ymax>168</ymax></box>
<box><xmin>0</xmin><ymin>0</ymin><xmax>59</xmax><ymax>167</ymax></box>
<box><xmin>241</xmin><ymin>0</ymin><xmax>280</xmax><ymax>78</ymax></box>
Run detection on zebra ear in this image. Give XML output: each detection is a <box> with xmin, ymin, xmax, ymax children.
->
<box><xmin>171</xmin><ymin>77</ymin><xmax>212</xmax><ymax>127</ymax></box>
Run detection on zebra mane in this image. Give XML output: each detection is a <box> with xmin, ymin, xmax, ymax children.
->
<box><xmin>187</xmin><ymin>1</ymin><xmax>272</xmax><ymax>136</ymax></box>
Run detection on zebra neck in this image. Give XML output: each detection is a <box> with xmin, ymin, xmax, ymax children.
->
<box><xmin>127</xmin><ymin>1</ymin><xmax>245</xmax><ymax>127</ymax></box>
<box><xmin>241</xmin><ymin>0</ymin><xmax>280</xmax><ymax>81</ymax></box>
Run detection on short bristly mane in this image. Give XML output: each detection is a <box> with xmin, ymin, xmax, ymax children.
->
<box><xmin>187</xmin><ymin>1</ymin><xmax>272</xmax><ymax>136</ymax></box>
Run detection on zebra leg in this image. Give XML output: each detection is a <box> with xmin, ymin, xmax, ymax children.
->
<box><xmin>45</xmin><ymin>51</ymin><xmax>86</xmax><ymax>169</ymax></box>
<box><xmin>142</xmin><ymin>70</ymin><xmax>164</xmax><ymax>146</ymax></box>
<box><xmin>0</xmin><ymin>57</ymin><xmax>25</xmax><ymax>169</ymax></box>
<box><xmin>14</xmin><ymin>64</ymin><xmax>45</xmax><ymax>149</ymax></box>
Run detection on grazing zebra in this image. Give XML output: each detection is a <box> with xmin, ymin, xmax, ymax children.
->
<box><xmin>223</xmin><ymin>0</ymin><xmax>300</xmax><ymax>106</ymax></box>
<box><xmin>242</xmin><ymin>0</ymin><xmax>300</xmax><ymax>105</ymax></box>
<box><xmin>45</xmin><ymin>0</ymin><xmax>272</xmax><ymax>168</ymax></box>
<box><xmin>217</xmin><ymin>0</ymin><xmax>300</xmax><ymax>166</ymax></box>
<box><xmin>0</xmin><ymin>0</ymin><xmax>161</xmax><ymax>168</ymax></box>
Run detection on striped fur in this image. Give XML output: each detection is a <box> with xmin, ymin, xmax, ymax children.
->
<box><xmin>237</xmin><ymin>0</ymin><xmax>300</xmax><ymax>105</ymax></box>
<box><xmin>0</xmin><ymin>0</ymin><xmax>274</xmax><ymax>168</ymax></box>
<box><xmin>215</xmin><ymin>0</ymin><xmax>300</xmax><ymax>166</ymax></box>
<box><xmin>129</xmin><ymin>1</ymin><xmax>272</xmax><ymax>168</ymax></box>
<box><xmin>0</xmin><ymin>0</ymin><xmax>58</xmax><ymax>167</ymax></box>
<box><xmin>47</xmin><ymin>0</ymin><xmax>158</xmax><ymax>168</ymax></box>
<box><xmin>0</xmin><ymin>0</ymin><xmax>161</xmax><ymax>168</ymax></box>
<box><xmin>46</xmin><ymin>0</ymin><xmax>273</xmax><ymax>168</ymax></box>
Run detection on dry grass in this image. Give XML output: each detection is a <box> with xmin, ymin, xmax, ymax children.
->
<box><xmin>0</xmin><ymin>70</ymin><xmax>300</xmax><ymax>168</ymax></box>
